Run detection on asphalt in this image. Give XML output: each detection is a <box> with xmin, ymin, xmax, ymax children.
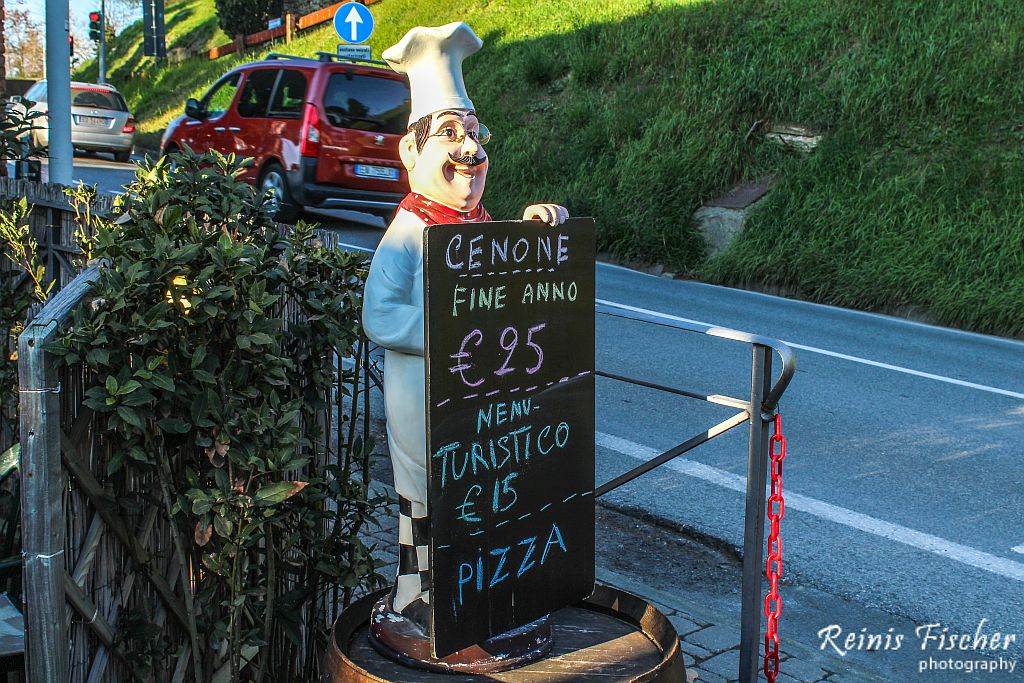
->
<box><xmin>592</xmin><ymin>263</ymin><xmax>1024</xmax><ymax>673</ymax></box>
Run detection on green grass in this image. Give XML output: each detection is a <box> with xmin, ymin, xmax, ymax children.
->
<box><xmin>80</xmin><ymin>0</ymin><xmax>1024</xmax><ymax>336</ymax></box>
<box><xmin>75</xmin><ymin>0</ymin><xmax>231</xmax><ymax>141</ymax></box>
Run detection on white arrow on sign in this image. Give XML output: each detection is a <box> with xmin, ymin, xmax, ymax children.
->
<box><xmin>344</xmin><ymin>6</ymin><xmax>363</xmax><ymax>42</ymax></box>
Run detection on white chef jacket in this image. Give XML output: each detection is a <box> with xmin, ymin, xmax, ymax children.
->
<box><xmin>362</xmin><ymin>208</ymin><xmax>429</xmax><ymax>507</ymax></box>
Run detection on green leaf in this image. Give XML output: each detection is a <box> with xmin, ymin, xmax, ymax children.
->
<box><xmin>0</xmin><ymin>444</ymin><xmax>21</xmax><ymax>478</ymax></box>
<box><xmin>86</xmin><ymin>348</ymin><xmax>110</xmax><ymax>366</ymax></box>
<box><xmin>192</xmin><ymin>369</ymin><xmax>216</xmax><ymax>384</ymax></box>
<box><xmin>116</xmin><ymin>406</ymin><xmax>144</xmax><ymax>429</ymax></box>
<box><xmin>252</xmin><ymin>481</ymin><xmax>307</xmax><ymax>506</ymax></box>
<box><xmin>106</xmin><ymin>451</ymin><xmax>126</xmax><ymax>475</ymax></box>
<box><xmin>118</xmin><ymin>380</ymin><xmax>142</xmax><ymax>395</ymax></box>
<box><xmin>128</xmin><ymin>446</ymin><xmax>149</xmax><ymax>462</ymax></box>
<box><xmin>149</xmin><ymin>373</ymin><xmax>175</xmax><ymax>392</ymax></box>
<box><xmin>105</xmin><ymin>375</ymin><xmax>118</xmax><ymax>394</ymax></box>
<box><xmin>213</xmin><ymin>514</ymin><xmax>233</xmax><ymax>538</ymax></box>
<box><xmin>191</xmin><ymin>344</ymin><xmax>207</xmax><ymax>369</ymax></box>
<box><xmin>121</xmin><ymin>389</ymin><xmax>155</xmax><ymax>407</ymax></box>
<box><xmin>157</xmin><ymin>418</ymin><xmax>191</xmax><ymax>434</ymax></box>
<box><xmin>248</xmin><ymin>332</ymin><xmax>275</xmax><ymax>346</ymax></box>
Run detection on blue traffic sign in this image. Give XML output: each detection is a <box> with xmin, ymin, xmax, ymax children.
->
<box><xmin>334</xmin><ymin>2</ymin><xmax>374</xmax><ymax>44</ymax></box>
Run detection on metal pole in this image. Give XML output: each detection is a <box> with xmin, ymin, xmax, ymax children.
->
<box><xmin>150</xmin><ymin>0</ymin><xmax>159</xmax><ymax>63</ymax></box>
<box><xmin>98</xmin><ymin>0</ymin><xmax>107</xmax><ymax>83</ymax></box>
<box><xmin>45</xmin><ymin>0</ymin><xmax>74</xmax><ymax>185</ymax></box>
<box><xmin>19</xmin><ymin>329</ymin><xmax>70</xmax><ymax>683</ymax></box>
<box><xmin>738</xmin><ymin>345</ymin><xmax>773</xmax><ymax>683</ymax></box>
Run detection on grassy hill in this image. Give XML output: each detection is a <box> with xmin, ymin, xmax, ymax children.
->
<box><xmin>77</xmin><ymin>0</ymin><xmax>1024</xmax><ymax>336</ymax></box>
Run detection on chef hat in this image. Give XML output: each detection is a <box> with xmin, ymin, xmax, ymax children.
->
<box><xmin>382</xmin><ymin>22</ymin><xmax>483</xmax><ymax>127</ymax></box>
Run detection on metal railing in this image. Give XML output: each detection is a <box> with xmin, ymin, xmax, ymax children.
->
<box><xmin>593</xmin><ymin>300</ymin><xmax>796</xmax><ymax>683</ymax></box>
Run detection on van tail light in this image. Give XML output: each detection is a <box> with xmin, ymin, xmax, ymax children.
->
<box><xmin>300</xmin><ymin>104</ymin><xmax>321</xmax><ymax>157</ymax></box>
<box><xmin>122</xmin><ymin>118</ymin><xmax>136</xmax><ymax>134</ymax></box>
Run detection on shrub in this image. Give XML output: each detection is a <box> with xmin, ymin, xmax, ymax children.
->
<box><xmin>213</xmin><ymin>0</ymin><xmax>284</xmax><ymax>37</ymax></box>
<box><xmin>0</xmin><ymin>198</ymin><xmax>49</xmax><ymax>447</ymax></box>
<box><xmin>52</xmin><ymin>149</ymin><xmax>383</xmax><ymax>682</ymax></box>
<box><xmin>0</xmin><ymin>101</ymin><xmax>49</xmax><ymax>446</ymax></box>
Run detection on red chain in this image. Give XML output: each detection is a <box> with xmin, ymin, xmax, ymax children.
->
<box><xmin>764</xmin><ymin>413</ymin><xmax>786</xmax><ymax>683</ymax></box>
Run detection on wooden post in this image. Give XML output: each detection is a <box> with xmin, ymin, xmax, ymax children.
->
<box><xmin>18</xmin><ymin>266</ymin><xmax>100</xmax><ymax>683</ymax></box>
<box><xmin>234</xmin><ymin>33</ymin><xmax>245</xmax><ymax>55</ymax></box>
<box><xmin>285</xmin><ymin>12</ymin><xmax>296</xmax><ymax>44</ymax></box>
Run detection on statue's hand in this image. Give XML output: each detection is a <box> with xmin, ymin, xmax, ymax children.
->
<box><xmin>522</xmin><ymin>204</ymin><xmax>569</xmax><ymax>226</ymax></box>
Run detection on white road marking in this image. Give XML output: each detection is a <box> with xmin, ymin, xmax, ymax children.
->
<box><xmin>596</xmin><ymin>431</ymin><xmax>1024</xmax><ymax>583</ymax></box>
<box><xmin>597</xmin><ymin>261</ymin><xmax>1024</xmax><ymax>351</ymax></box>
<box><xmin>596</xmin><ymin>299</ymin><xmax>1024</xmax><ymax>401</ymax></box>
<box><xmin>1012</xmin><ymin>545</ymin><xmax>1024</xmax><ymax>556</ymax></box>
<box><xmin>333</xmin><ymin>240</ymin><xmax>375</xmax><ymax>254</ymax></box>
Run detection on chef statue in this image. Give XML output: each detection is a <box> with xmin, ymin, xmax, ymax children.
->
<box><xmin>361</xmin><ymin>22</ymin><xmax>568</xmax><ymax>670</ymax></box>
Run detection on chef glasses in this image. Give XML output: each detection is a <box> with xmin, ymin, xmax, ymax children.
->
<box><xmin>429</xmin><ymin>118</ymin><xmax>492</xmax><ymax>146</ymax></box>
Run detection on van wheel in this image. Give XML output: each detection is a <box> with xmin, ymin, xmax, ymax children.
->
<box><xmin>260</xmin><ymin>163</ymin><xmax>300</xmax><ymax>223</ymax></box>
<box><xmin>114</xmin><ymin>149</ymin><xmax>132</xmax><ymax>163</ymax></box>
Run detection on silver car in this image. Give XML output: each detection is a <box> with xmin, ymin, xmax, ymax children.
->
<box><xmin>15</xmin><ymin>80</ymin><xmax>135</xmax><ymax>163</ymax></box>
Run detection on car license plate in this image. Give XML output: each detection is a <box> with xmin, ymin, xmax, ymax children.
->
<box><xmin>354</xmin><ymin>164</ymin><xmax>399</xmax><ymax>180</ymax></box>
<box><xmin>77</xmin><ymin>115</ymin><xmax>109</xmax><ymax>127</ymax></box>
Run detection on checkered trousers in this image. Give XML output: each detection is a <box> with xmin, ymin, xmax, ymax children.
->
<box><xmin>391</xmin><ymin>495</ymin><xmax>432</xmax><ymax>632</ymax></box>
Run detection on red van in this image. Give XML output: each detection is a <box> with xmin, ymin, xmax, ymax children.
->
<box><xmin>161</xmin><ymin>52</ymin><xmax>411</xmax><ymax>221</ymax></box>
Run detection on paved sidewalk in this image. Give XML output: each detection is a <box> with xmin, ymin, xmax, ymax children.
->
<box><xmin>360</xmin><ymin>482</ymin><xmax>883</xmax><ymax>683</ymax></box>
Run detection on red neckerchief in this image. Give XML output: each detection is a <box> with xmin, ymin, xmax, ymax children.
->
<box><xmin>399</xmin><ymin>193</ymin><xmax>491</xmax><ymax>225</ymax></box>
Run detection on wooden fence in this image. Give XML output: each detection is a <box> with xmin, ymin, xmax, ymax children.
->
<box><xmin>6</xmin><ymin>180</ymin><xmax>375</xmax><ymax>682</ymax></box>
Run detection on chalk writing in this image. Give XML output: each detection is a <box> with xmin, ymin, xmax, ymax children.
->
<box><xmin>446</xmin><ymin>232</ymin><xmax>571</xmax><ymax>271</ymax></box>
<box><xmin>424</xmin><ymin>219</ymin><xmax>596</xmax><ymax>656</ymax></box>
<box><xmin>432</xmin><ymin>420</ymin><xmax>571</xmax><ymax>490</ymax></box>
<box><xmin>455</xmin><ymin>523</ymin><xmax>570</xmax><ymax>606</ymax></box>
<box><xmin>448</xmin><ymin>324</ymin><xmax>547</xmax><ymax>388</ymax></box>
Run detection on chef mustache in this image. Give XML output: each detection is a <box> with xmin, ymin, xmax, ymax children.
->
<box><xmin>448</xmin><ymin>152</ymin><xmax>486</xmax><ymax>167</ymax></box>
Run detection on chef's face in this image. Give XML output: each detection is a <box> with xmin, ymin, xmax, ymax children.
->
<box><xmin>401</xmin><ymin>109</ymin><xmax>489</xmax><ymax>212</ymax></box>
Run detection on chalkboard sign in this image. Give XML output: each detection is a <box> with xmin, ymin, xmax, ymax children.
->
<box><xmin>424</xmin><ymin>218</ymin><xmax>596</xmax><ymax>657</ymax></box>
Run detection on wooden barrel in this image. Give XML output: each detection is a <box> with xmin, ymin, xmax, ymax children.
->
<box><xmin>323</xmin><ymin>584</ymin><xmax>686</xmax><ymax>682</ymax></box>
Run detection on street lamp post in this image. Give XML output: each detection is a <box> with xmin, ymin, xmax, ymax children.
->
<box><xmin>45</xmin><ymin>0</ymin><xmax>73</xmax><ymax>185</ymax></box>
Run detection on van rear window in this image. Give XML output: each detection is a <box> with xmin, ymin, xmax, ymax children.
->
<box><xmin>322</xmin><ymin>74</ymin><xmax>410</xmax><ymax>134</ymax></box>
<box><xmin>72</xmin><ymin>88</ymin><xmax>127</xmax><ymax>111</ymax></box>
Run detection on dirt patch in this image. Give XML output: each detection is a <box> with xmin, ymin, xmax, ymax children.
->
<box><xmin>595</xmin><ymin>503</ymin><xmax>743</xmax><ymax>598</ymax></box>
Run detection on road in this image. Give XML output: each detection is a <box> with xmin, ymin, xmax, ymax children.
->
<box><xmin>76</xmin><ymin>160</ymin><xmax>1024</xmax><ymax>676</ymax></box>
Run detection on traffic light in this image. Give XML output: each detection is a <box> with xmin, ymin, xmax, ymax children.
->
<box><xmin>89</xmin><ymin>11</ymin><xmax>103</xmax><ymax>42</ymax></box>
<box><xmin>69</xmin><ymin>35</ymin><xmax>74</xmax><ymax>56</ymax></box>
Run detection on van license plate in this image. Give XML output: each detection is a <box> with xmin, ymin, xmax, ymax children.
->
<box><xmin>77</xmin><ymin>115</ymin><xmax>109</xmax><ymax>126</ymax></box>
<box><xmin>354</xmin><ymin>164</ymin><xmax>399</xmax><ymax>180</ymax></box>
